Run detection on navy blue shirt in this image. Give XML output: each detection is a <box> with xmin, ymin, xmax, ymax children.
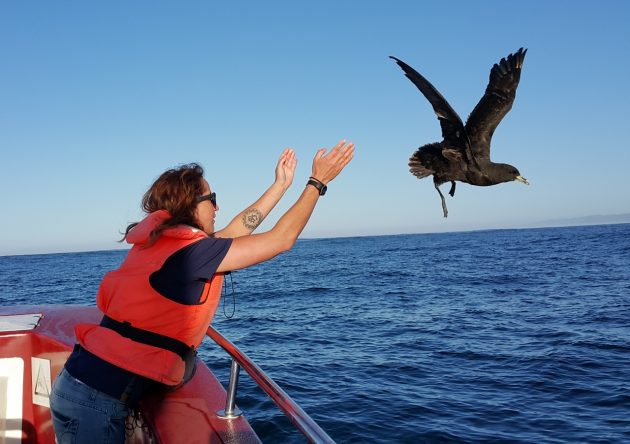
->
<box><xmin>150</xmin><ymin>237</ymin><xmax>233</xmax><ymax>304</ymax></box>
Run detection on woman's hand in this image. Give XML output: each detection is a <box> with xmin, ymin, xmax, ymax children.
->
<box><xmin>274</xmin><ymin>148</ymin><xmax>297</xmax><ymax>190</ymax></box>
<box><xmin>311</xmin><ymin>140</ymin><xmax>355</xmax><ymax>184</ymax></box>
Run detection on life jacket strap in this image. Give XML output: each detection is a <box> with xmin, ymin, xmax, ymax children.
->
<box><xmin>100</xmin><ymin>315</ymin><xmax>193</xmax><ymax>359</ymax></box>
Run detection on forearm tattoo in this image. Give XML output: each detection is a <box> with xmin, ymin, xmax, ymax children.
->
<box><xmin>242</xmin><ymin>208</ymin><xmax>264</xmax><ymax>230</ymax></box>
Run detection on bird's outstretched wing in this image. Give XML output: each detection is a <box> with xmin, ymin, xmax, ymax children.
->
<box><xmin>465</xmin><ymin>48</ymin><xmax>527</xmax><ymax>159</ymax></box>
<box><xmin>390</xmin><ymin>56</ymin><xmax>473</xmax><ymax>159</ymax></box>
<box><xmin>390</xmin><ymin>56</ymin><xmax>474</xmax><ymax>161</ymax></box>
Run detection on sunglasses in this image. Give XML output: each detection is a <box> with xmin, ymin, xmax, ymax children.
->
<box><xmin>196</xmin><ymin>192</ymin><xmax>217</xmax><ymax>208</ymax></box>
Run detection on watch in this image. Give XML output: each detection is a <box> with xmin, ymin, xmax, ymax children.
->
<box><xmin>307</xmin><ymin>177</ymin><xmax>327</xmax><ymax>196</ymax></box>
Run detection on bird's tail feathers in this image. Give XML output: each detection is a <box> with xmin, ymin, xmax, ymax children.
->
<box><xmin>408</xmin><ymin>157</ymin><xmax>433</xmax><ymax>179</ymax></box>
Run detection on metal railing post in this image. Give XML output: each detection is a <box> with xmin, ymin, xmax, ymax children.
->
<box><xmin>207</xmin><ymin>326</ymin><xmax>336</xmax><ymax>443</ymax></box>
<box><xmin>217</xmin><ymin>358</ymin><xmax>242</xmax><ymax>418</ymax></box>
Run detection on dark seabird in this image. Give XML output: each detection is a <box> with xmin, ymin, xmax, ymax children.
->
<box><xmin>390</xmin><ymin>48</ymin><xmax>529</xmax><ymax>217</ymax></box>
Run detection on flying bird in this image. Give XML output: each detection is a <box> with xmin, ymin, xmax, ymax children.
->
<box><xmin>390</xmin><ymin>48</ymin><xmax>529</xmax><ymax>218</ymax></box>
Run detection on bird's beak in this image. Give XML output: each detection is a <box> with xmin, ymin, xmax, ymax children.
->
<box><xmin>516</xmin><ymin>175</ymin><xmax>529</xmax><ymax>185</ymax></box>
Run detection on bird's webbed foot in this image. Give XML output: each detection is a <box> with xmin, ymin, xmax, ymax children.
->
<box><xmin>448</xmin><ymin>181</ymin><xmax>456</xmax><ymax>197</ymax></box>
<box><xmin>435</xmin><ymin>184</ymin><xmax>448</xmax><ymax>218</ymax></box>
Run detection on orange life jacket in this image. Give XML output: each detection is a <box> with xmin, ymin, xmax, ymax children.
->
<box><xmin>75</xmin><ymin>210</ymin><xmax>225</xmax><ymax>386</ymax></box>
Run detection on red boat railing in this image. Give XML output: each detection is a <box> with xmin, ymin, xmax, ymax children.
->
<box><xmin>206</xmin><ymin>326</ymin><xmax>336</xmax><ymax>444</ymax></box>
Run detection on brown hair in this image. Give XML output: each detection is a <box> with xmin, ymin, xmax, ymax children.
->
<box><xmin>122</xmin><ymin>163</ymin><xmax>205</xmax><ymax>245</ymax></box>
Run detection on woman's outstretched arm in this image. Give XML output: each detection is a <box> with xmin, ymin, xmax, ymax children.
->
<box><xmin>215</xmin><ymin>149</ymin><xmax>297</xmax><ymax>238</ymax></box>
<box><xmin>217</xmin><ymin>140</ymin><xmax>354</xmax><ymax>272</ymax></box>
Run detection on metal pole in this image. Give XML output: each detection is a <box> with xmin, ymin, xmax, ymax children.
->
<box><xmin>217</xmin><ymin>358</ymin><xmax>242</xmax><ymax>418</ymax></box>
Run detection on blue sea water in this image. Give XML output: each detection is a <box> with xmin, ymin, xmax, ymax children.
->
<box><xmin>1</xmin><ymin>224</ymin><xmax>629</xmax><ymax>443</ymax></box>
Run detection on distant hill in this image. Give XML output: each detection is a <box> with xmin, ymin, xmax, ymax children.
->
<box><xmin>527</xmin><ymin>213</ymin><xmax>630</xmax><ymax>228</ymax></box>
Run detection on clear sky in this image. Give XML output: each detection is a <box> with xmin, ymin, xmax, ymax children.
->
<box><xmin>1</xmin><ymin>1</ymin><xmax>629</xmax><ymax>255</ymax></box>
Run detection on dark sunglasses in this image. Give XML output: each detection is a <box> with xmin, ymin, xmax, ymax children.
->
<box><xmin>196</xmin><ymin>192</ymin><xmax>217</xmax><ymax>208</ymax></box>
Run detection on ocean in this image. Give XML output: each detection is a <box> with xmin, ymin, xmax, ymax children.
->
<box><xmin>1</xmin><ymin>224</ymin><xmax>629</xmax><ymax>443</ymax></box>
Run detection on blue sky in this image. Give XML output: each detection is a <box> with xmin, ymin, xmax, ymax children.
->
<box><xmin>1</xmin><ymin>1</ymin><xmax>629</xmax><ymax>255</ymax></box>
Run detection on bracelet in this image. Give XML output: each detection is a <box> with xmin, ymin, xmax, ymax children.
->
<box><xmin>307</xmin><ymin>177</ymin><xmax>327</xmax><ymax>196</ymax></box>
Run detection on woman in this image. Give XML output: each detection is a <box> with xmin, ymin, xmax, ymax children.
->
<box><xmin>49</xmin><ymin>140</ymin><xmax>354</xmax><ymax>442</ymax></box>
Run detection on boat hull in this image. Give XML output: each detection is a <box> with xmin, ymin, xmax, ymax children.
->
<box><xmin>0</xmin><ymin>305</ymin><xmax>261</xmax><ymax>443</ymax></box>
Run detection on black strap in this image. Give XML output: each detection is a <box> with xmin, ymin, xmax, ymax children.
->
<box><xmin>100</xmin><ymin>315</ymin><xmax>193</xmax><ymax>359</ymax></box>
<box><xmin>307</xmin><ymin>177</ymin><xmax>327</xmax><ymax>195</ymax></box>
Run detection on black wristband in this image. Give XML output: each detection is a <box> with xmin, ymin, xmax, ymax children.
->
<box><xmin>307</xmin><ymin>177</ymin><xmax>327</xmax><ymax>196</ymax></box>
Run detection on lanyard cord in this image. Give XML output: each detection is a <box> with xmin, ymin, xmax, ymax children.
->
<box><xmin>222</xmin><ymin>271</ymin><xmax>236</xmax><ymax>319</ymax></box>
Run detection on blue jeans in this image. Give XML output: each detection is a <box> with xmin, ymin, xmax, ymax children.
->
<box><xmin>50</xmin><ymin>368</ymin><xmax>130</xmax><ymax>443</ymax></box>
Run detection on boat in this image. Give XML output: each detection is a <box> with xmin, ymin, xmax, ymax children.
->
<box><xmin>0</xmin><ymin>305</ymin><xmax>334</xmax><ymax>443</ymax></box>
